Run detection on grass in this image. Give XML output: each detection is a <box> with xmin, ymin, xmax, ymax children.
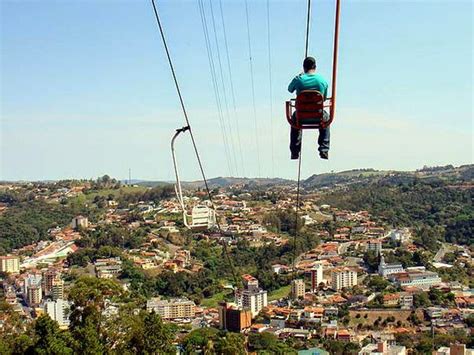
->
<box><xmin>201</xmin><ymin>290</ymin><xmax>233</xmax><ymax>308</ymax></box>
<box><xmin>69</xmin><ymin>186</ymin><xmax>148</xmax><ymax>205</ymax></box>
<box><xmin>268</xmin><ymin>285</ymin><xmax>291</xmax><ymax>301</ymax></box>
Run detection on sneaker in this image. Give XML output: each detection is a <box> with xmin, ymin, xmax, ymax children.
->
<box><xmin>291</xmin><ymin>153</ymin><xmax>299</xmax><ymax>160</ymax></box>
<box><xmin>319</xmin><ymin>151</ymin><xmax>329</xmax><ymax>160</ymax></box>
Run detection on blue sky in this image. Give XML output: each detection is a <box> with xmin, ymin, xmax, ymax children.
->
<box><xmin>1</xmin><ymin>0</ymin><xmax>472</xmax><ymax>181</ymax></box>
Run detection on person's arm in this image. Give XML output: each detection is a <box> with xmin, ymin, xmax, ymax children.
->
<box><xmin>288</xmin><ymin>76</ymin><xmax>299</xmax><ymax>93</ymax></box>
<box><xmin>323</xmin><ymin>79</ymin><xmax>329</xmax><ymax>100</ymax></box>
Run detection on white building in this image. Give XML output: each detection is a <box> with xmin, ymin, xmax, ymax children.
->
<box><xmin>331</xmin><ymin>268</ymin><xmax>358</xmax><ymax>290</ymax></box>
<box><xmin>391</xmin><ymin>271</ymin><xmax>442</xmax><ymax>290</ymax></box>
<box><xmin>378</xmin><ymin>255</ymin><xmax>404</xmax><ymax>277</ymax></box>
<box><xmin>235</xmin><ymin>275</ymin><xmax>268</xmax><ymax>317</ymax></box>
<box><xmin>71</xmin><ymin>215</ymin><xmax>88</xmax><ymax>229</ymax></box>
<box><xmin>45</xmin><ymin>299</ymin><xmax>70</xmax><ymax>327</ymax></box>
<box><xmin>388</xmin><ymin>229</ymin><xmax>411</xmax><ymax>244</ymax></box>
<box><xmin>0</xmin><ymin>255</ymin><xmax>20</xmax><ymax>274</ymax></box>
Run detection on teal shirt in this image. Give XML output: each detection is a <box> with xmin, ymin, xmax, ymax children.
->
<box><xmin>288</xmin><ymin>73</ymin><xmax>328</xmax><ymax>98</ymax></box>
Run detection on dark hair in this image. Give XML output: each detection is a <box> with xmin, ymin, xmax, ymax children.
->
<box><xmin>303</xmin><ymin>56</ymin><xmax>316</xmax><ymax>72</ymax></box>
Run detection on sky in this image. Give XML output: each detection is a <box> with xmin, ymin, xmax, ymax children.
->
<box><xmin>1</xmin><ymin>0</ymin><xmax>472</xmax><ymax>182</ymax></box>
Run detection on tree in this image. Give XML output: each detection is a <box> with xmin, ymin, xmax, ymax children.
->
<box><xmin>215</xmin><ymin>333</ymin><xmax>246</xmax><ymax>355</ymax></box>
<box><xmin>413</xmin><ymin>292</ymin><xmax>431</xmax><ymax>307</ymax></box>
<box><xmin>142</xmin><ymin>312</ymin><xmax>176</xmax><ymax>354</ymax></box>
<box><xmin>248</xmin><ymin>332</ymin><xmax>296</xmax><ymax>354</ymax></box>
<box><xmin>363</xmin><ymin>250</ymin><xmax>380</xmax><ymax>272</ymax></box>
<box><xmin>29</xmin><ymin>315</ymin><xmax>75</xmax><ymax>354</ymax></box>
<box><xmin>366</xmin><ymin>275</ymin><xmax>389</xmax><ymax>292</ymax></box>
<box><xmin>68</xmin><ymin>276</ymin><xmax>124</xmax><ymax>354</ymax></box>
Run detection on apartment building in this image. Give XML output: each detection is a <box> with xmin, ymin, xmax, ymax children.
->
<box><xmin>0</xmin><ymin>255</ymin><xmax>20</xmax><ymax>274</ymax></box>
<box><xmin>331</xmin><ymin>268</ymin><xmax>358</xmax><ymax>290</ymax></box>
<box><xmin>235</xmin><ymin>275</ymin><xmax>268</xmax><ymax>317</ymax></box>
<box><xmin>291</xmin><ymin>279</ymin><xmax>305</xmax><ymax>299</ymax></box>
<box><xmin>146</xmin><ymin>297</ymin><xmax>196</xmax><ymax>319</ymax></box>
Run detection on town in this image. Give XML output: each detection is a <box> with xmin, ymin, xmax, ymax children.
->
<box><xmin>0</xmin><ymin>166</ymin><xmax>473</xmax><ymax>354</ymax></box>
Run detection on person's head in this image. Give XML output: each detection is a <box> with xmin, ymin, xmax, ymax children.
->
<box><xmin>303</xmin><ymin>56</ymin><xmax>316</xmax><ymax>73</ymax></box>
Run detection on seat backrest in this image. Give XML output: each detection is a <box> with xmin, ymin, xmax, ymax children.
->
<box><xmin>295</xmin><ymin>90</ymin><xmax>324</xmax><ymax>125</ymax></box>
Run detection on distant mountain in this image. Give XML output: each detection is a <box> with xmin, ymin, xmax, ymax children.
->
<box><xmin>182</xmin><ymin>176</ymin><xmax>293</xmax><ymax>189</ymax></box>
<box><xmin>302</xmin><ymin>164</ymin><xmax>473</xmax><ymax>189</ymax></box>
<box><xmin>122</xmin><ymin>164</ymin><xmax>473</xmax><ymax>190</ymax></box>
<box><xmin>302</xmin><ymin>168</ymin><xmax>390</xmax><ymax>188</ymax></box>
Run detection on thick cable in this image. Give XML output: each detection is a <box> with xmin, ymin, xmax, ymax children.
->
<box><xmin>150</xmin><ymin>0</ymin><xmax>240</xmax><ymax>287</ymax></box>
<box><xmin>305</xmin><ymin>0</ymin><xmax>312</xmax><ymax>57</ymax></box>
<box><xmin>292</xmin><ymin>0</ymin><xmax>312</xmax><ymax>281</ymax></box>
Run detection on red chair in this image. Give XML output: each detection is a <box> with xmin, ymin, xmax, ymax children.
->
<box><xmin>286</xmin><ymin>90</ymin><xmax>334</xmax><ymax>130</ymax></box>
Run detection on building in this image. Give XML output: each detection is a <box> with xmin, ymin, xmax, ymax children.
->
<box><xmin>24</xmin><ymin>274</ymin><xmax>42</xmax><ymax>295</ymax></box>
<box><xmin>95</xmin><ymin>257</ymin><xmax>122</xmax><ymax>279</ymax></box>
<box><xmin>425</xmin><ymin>307</ymin><xmax>443</xmax><ymax>319</ymax></box>
<box><xmin>368</xmin><ymin>240</ymin><xmax>382</xmax><ymax>255</ymax></box>
<box><xmin>45</xmin><ymin>299</ymin><xmax>70</xmax><ymax>327</ymax></box>
<box><xmin>434</xmin><ymin>344</ymin><xmax>474</xmax><ymax>355</ymax></box>
<box><xmin>0</xmin><ymin>255</ymin><xmax>20</xmax><ymax>274</ymax></box>
<box><xmin>271</xmin><ymin>264</ymin><xmax>289</xmax><ymax>274</ymax></box>
<box><xmin>359</xmin><ymin>341</ymin><xmax>406</xmax><ymax>355</ymax></box>
<box><xmin>399</xmin><ymin>292</ymin><xmax>413</xmax><ymax>309</ymax></box>
<box><xmin>383</xmin><ymin>294</ymin><xmax>399</xmax><ymax>307</ymax></box>
<box><xmin>378</xmin><ymin>255</ymin><xmax>404</xmax><ymax>277</ymax></box>
<box><xmin>331</xmin><ymin>268</ymin><xmax>357</xmax><ymax>290</ymax></box>
<box><xmin>51</xmin><ymin>279</ymin><xmax>65</xmax><ymax>301</ymax></box>
<box><xmin>43</xmin><ymin>268</ymin><xmax>61</xmax><ymax>296</ymax></box>
<box><xmin>146</xmin><ymin>298</ymin><xmax>195</xmax><ymax>320</ymax></box>
<box><xmin>390</xmin><ymin>270</ymin><xmax>442</xmax><ymax>290</ymax></box>
<box><xmin>235</xmin><ymin>275</ymin><xmax>268</xmax><ymax>317</ymax></box>
<box><xmin>218</xmin><ymin>302</ymin><xmax>252</xmax><ymax>332</ymax></box>
<box><xmin>27</xmin><ymin>285</ymin><xmax>42</xmax><ymax>306</ymax></box>
<box><xmin>71</xmin><ymin>215</ymin><xmax>88</xmax><ymax>230</ymax></box>
<box><xmin>388</xmin><ymin>229</ymin><xmax>411</xmax><ymax>244</ymax></box>
<box><xmin>311</xmin><ymin>263</ymin><xmax>324</xmax><ymax>292</ymax></box>
<box><xmin>291</xmin><ymin>279</ymin><xmax>305</xmax><ymax>299</ymax></box>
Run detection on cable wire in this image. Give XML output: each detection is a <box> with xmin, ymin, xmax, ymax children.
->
<box><xmin>150</xmin><ymin>0</ymin><xmax>240</xmax><ymax>288</ymax></box>
<box><xmin>219</xmin><ymin>0</ymin><xmax>245</xmax><ymax>177</ymax></box>
<box><xmin>208</xmin><ymin>0</ymin><xmax>239</xmax><ymax>177</ymax></box>
<box><xmin>266</xmin><ymin>0</ymin><xmax>275</xmax><ymax>177</ymax></box>
<box><xmin>244</xmin><ymin>0</ymin><xmax>261</xmax><ymax>177</ymax></box>
<box><xmin>292</xmin><ymin>0</ymin><xmax>312</xmax><ymax>280</ymax></box>
<box><xmin>197</xmin><ymin>0</ymin><xmax>234</xmax><ymax>177</ymax></box>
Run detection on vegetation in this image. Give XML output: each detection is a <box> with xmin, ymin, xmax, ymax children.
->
<box><xmin>321</xmin><ymin>178</ymin><xmax>473</xmax><ymax>246</ymax></box>
<box><xmin>0</xmin><ymin>277</ymin><xmax>177</xmax><ymax>354</ymax></box>
<box><xmin>0</xmin><ymin>199</ymin><xmax>81</xmax><ymax>253</ymax></box>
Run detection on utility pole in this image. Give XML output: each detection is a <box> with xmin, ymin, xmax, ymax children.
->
<box><xmin>128</xmin><ymin>168</ymin><xmax>131</xmax><ymax>186</ymax></box>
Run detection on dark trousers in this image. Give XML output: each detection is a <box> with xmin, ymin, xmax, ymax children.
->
<box><xmin>290</xmin><ymin>111</ymin><xmax>330</xmax><ymax>156</ymax></box>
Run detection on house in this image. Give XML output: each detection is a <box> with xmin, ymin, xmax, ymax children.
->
<box><xmin>383</xmin><ymin>294</ymin><xmax>399</xmax><ymax>307</ymax></box>
<box><xmin>337</xmin><ymin>329</ymin><xmax>352</xmax><ymax>342</ymax></box>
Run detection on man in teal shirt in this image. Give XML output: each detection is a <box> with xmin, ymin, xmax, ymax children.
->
<box><xmin>288</xmin><ymin>57</ymin><xmax>330</xmax><ymax>160</ymax></box>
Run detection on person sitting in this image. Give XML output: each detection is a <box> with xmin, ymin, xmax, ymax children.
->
<box><xmin>288</xmin><ymin>56</ymin><xmax>330</xmax><ymax>160</ymax></box>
